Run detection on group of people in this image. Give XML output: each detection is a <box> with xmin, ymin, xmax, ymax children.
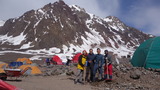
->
<box><xmin>75</xmin><ymin>48</ymin><xmax>112</xmax><ymax>84</ymax></box>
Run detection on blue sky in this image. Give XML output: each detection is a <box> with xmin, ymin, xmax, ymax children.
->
<box><xmin>0</xmin><ymin>0</ymin><xmax>160</xmax><ymax>36</ymax></box>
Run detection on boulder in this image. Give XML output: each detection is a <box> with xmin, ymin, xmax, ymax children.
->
<box><xmin>130</xmin><ymin>69</ymin><xmax>141</xmax><ymax>79</ymax></box>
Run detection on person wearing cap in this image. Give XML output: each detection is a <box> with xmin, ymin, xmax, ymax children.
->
<box><xmin>104</xmin><ymin>50</ymin><xmax>113</xmax><ymax>81</ymax></box>
<box><xmin>93</xmin><ymin>48</ymin><xmax>104</xmax><ymax>81</ymax></box>
<box><xmin>74</xmin><ymin>50</ymin><xmax>87</xmax><ymax>84</ymax></box>
<box><xmin>85</xmin><ymin>49</ymin><xmax>96</xmax><ymax>82</ymax></box>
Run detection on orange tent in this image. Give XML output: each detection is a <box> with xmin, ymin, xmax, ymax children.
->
<box><xmin>16</xmin><ymin>58</ymin><xmax>32</xmax><ymax>64</ymax></box>
<box><xmin>18</xmin><ymin>65</ymin><xmax>42</xmax><ymax>75</ymax></box>
<box><xmin>0</xmin><ymin>68</ymin><xmax>5</xmax><ymax>73</ymax></box>
<box><xmin>0</xmin><ymin>63</ymin><xmax>8</xmax><ymax>73</ymax></box>
<box><xmin>0</xmin><ymin>63</ymin><xmax>8</xmax><ymax>68</ymax></box>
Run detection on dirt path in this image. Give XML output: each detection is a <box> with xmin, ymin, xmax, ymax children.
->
<box><xmin>6</xmin><ymin>75</ymin><xmax>93</xmax><ymax>90</ymax></box>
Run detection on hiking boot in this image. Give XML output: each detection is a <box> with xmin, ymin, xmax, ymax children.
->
<box><xmin>79</xmin><ymin>81</ymin><xmax>84</xmax><ymax>85</ymax></box>
<box><xmin>105</xmin><ymin>79</ymin><xmax>112</xmax><ymax>82</ymax></box>
<box><xmin>74</xmin><ymin>80</ymin><xmax>77</xmax><ymax>84</ymax></box>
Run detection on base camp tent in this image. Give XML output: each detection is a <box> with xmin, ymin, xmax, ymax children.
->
<box><xmin>72</xmin><ymin>53</ymin><xmax>81</xmax><ymax>63</ymax></box>
<box><xmin>0</xmin><ymin>63</ymin><xmax>8</xmax><ymax>68</ymax></box>
<box><xmin>0</xmin><ymin>63</ymin><xmax>8</xmax><ymax>73</ymax></box>
<box><xmin>0</xmin><ymin>69</ymin><xmax>5</xmax><ymax>73</ymax></box>
<box><xmin>17</xmin><ymin>58</ymin><xmax>32</xmax><ymax>64</ymax></box>
<box><xmin>18</xmin><ymin>64</ymin><xmax>42</xmax><ymax>75</ymax></box>
<box><xmin>131</xmin><ymin>37</ymin><xmax>160</xmax><ymax>69</ymax></box>
<box><xmin>55</xmin><ymin>54</ymin><xmax>73</xmax><ymax>63</ymax></box>
<box><xmin>51</xmin><ymin>55</ymin><xmax>63</xmax><ymax>65</ymax></box>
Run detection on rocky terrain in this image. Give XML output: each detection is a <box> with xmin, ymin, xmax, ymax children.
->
<box><xmin>91</xmin><ymin>58</ymin><xmax>160</xmax><ymax>90</ymax></box>
<box><xmin>29</xmin><ymin>58</ymin><xmax>160</xmax><ymax>90</ymax></box>
<box><xmin>0</xmin><ymin>54</ymin><xmax>159</xmax><ymax>90</ymax></box>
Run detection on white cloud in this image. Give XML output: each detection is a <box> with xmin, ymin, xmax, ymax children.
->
<box><xmin>123</xmin><ymin>0</ymin><xmax>160</xmax><ymax>36</ymax></box>
<box><xmin>0</xmin><ymin>0</ymin><xmax>119</xmax><ymax>20</ymax></box>
<box><xmin>0</xmin><ymin>0</ymin><xmax>57</xmax><ymax>19</ymax></box>
<box><xmin>73</xmin><ymin>0</ymin><xmax>120</xmax><ymax>18</ymax></box>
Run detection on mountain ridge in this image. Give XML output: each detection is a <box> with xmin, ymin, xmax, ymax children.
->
<box><xmin>0</xmin><ymin>0</ymin><xmax>152</xmax><ymax>57</ymax></box>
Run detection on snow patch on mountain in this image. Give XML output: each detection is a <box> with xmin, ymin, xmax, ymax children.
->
<box><xmin>70</xmin><ymin>5</ymin><xmax>81</xmax><ymax>11</ymax></box>
<box><xmin>0</xmin><ymin>20</ymin><xmax>5</xmax><ymax>26</ymax></box>
<box><xmin>38</xmin><ymin>9</ymin><xmax>45</xmax><ymax>15</ymax></box>
<box><xmin>62</xmin><ymin>43</ymin><xmax>134</xmax><ymax>59</ymax></box>
<box><xmin>20</xmin><ymin>42</ymin><xmax>34</xmax><ymax>49</ymax></box>
<box><xmin>0</xmin><ymin>32</ymin><xmax>26</xmax><ymax>45</ymax></box>
<box><xmin>26</xmin><ymin>47</ymin><xmax>61</xmax><ymax>54</ymax></box>
<box><xmin>104</xmin><ymin>18</ymin><xmax>113</xmax><ymax>22</ymax></box>
<box><xmin>85</xmin><ymin>14</ymin><xmax>105</xmax><ymax>45</ymax></box>
<box><xmin>104</xmin><ymin>17</ymin><xmax>125</xmax><ymax>31</ymax></box>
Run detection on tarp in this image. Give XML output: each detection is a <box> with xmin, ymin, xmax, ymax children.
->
<box><xmin>18</xmin><ymin>65</ymin><xmax>42</xmax><ymax>75</ymax></box>
<box><xmin>0</xmin><ymin>79</ymin><xmax>18</xmax><ymax>90</ymax></box>
<box><xmin>9</xmin><ymin>62</ymin><xmax>23</xmax><ymax>67</ymax></box>
<box><xmin>51</xmin><ymin>55</ymin><xmax>63</xmax><ymax>65</ymax></box>
<box><xmin>17</xmin><ymin>58</ymin><xmax>32</xmax><ymax>64</ymax></box>
<box><xmin>72</xmin><ymin>53</ymin><xmax>81</xmax><ymax>63</ymax></box>
<box><xmin>131</xmin><ymin>37</ymin><xmax>160</xmax><ymax>69</ymax></box>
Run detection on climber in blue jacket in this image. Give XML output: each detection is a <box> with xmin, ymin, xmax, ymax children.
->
<box><xmin>92</xmin><ymin>48</ymin><xmax>104</xmax><ymax>82</ymax></box>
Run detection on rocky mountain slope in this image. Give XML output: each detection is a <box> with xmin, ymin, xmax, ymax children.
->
<box><xmin>0</xmin><ymin>0</ymin><xmax>151</xmax><ymax>57</ymax></box>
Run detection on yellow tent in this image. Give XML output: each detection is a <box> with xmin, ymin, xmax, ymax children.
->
<box><xmin>0</xmin><ymin>62</ymin><xmax>8</xmax><ymax>73</ymax></box>
<box><xmin>0</xmin><ymin>63</ymin><xmax>8</xmax><ymax>68</ymax></box>
<box><xmin>16</xmin><ymin>58</ymin><xmax>32</xmax><ymax>64</ymax></box>
<box><xmin>0</xmin><ymin>68</ymin><xmax>5</xmax><ymax>73</ymax></box>
<box><xmin>18</xmin><ymin>65</ymin><xmax>42</xmax><ymax>75</ymax></box>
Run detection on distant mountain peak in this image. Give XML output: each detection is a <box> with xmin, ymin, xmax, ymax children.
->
<box><xmin>0</xmin><ymin>0</ymin><xmax>152</xmax><ymax>57</ymax></box>
<box><xmin>70</xmin><ymin>5</ymin><xmax>86</xmax><ymax>12</ymax></box>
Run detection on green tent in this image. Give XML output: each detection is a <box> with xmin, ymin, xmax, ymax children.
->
<box><xmin>131</xmin><ymin>37</ymin><xmax>160</xmax><ymax>69</ymax></box>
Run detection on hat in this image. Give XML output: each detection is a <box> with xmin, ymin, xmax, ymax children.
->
<box><xmin>104</xmin><ymin>50</ymin><xmax>108</xmax><ymax>53</ymax></box>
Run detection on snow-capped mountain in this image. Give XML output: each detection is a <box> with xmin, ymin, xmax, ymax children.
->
<box><xmin>0</xmin><ymin>0</ymin><xmax>151</xmax><ymax>57</ymax></box>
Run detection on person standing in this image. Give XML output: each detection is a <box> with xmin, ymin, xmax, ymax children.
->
<box><xmin>85</xmin><ymin>49</ymin><xmax>95</xmax><ymax>82</ymax></box>
<box><xmin>93</xmin><ymin>48</ymin><xmax>104</xmax><ymax>82</ymax></box>
<box><xmin>66</xmin><ymin>56</ymin><xmax>72</xmax><ymax>66</ymax></box>
<box><xmin>104</xmin><ymin>50</ymin><xmax>113</xmax><ymax>81</ymax></box>
<box><xmin>45</xmin><ymin>58</ymin><xmax>50</xmax><ymax>66</ymax></box>
<box><xmin>74</xmin><ymin>50</ymin><xmax>87</xmax><ymax>84</ymax></box>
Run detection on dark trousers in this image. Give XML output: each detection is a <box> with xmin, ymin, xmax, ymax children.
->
<box><xmin>46</xmin><ymin>62</ymin><xmax>50</xmax><ymax>66</ymax></box>
<box><xmin>85</xmin><ymin>64</ymin><xmax>94</xmax><ymax>81</ymax></box>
